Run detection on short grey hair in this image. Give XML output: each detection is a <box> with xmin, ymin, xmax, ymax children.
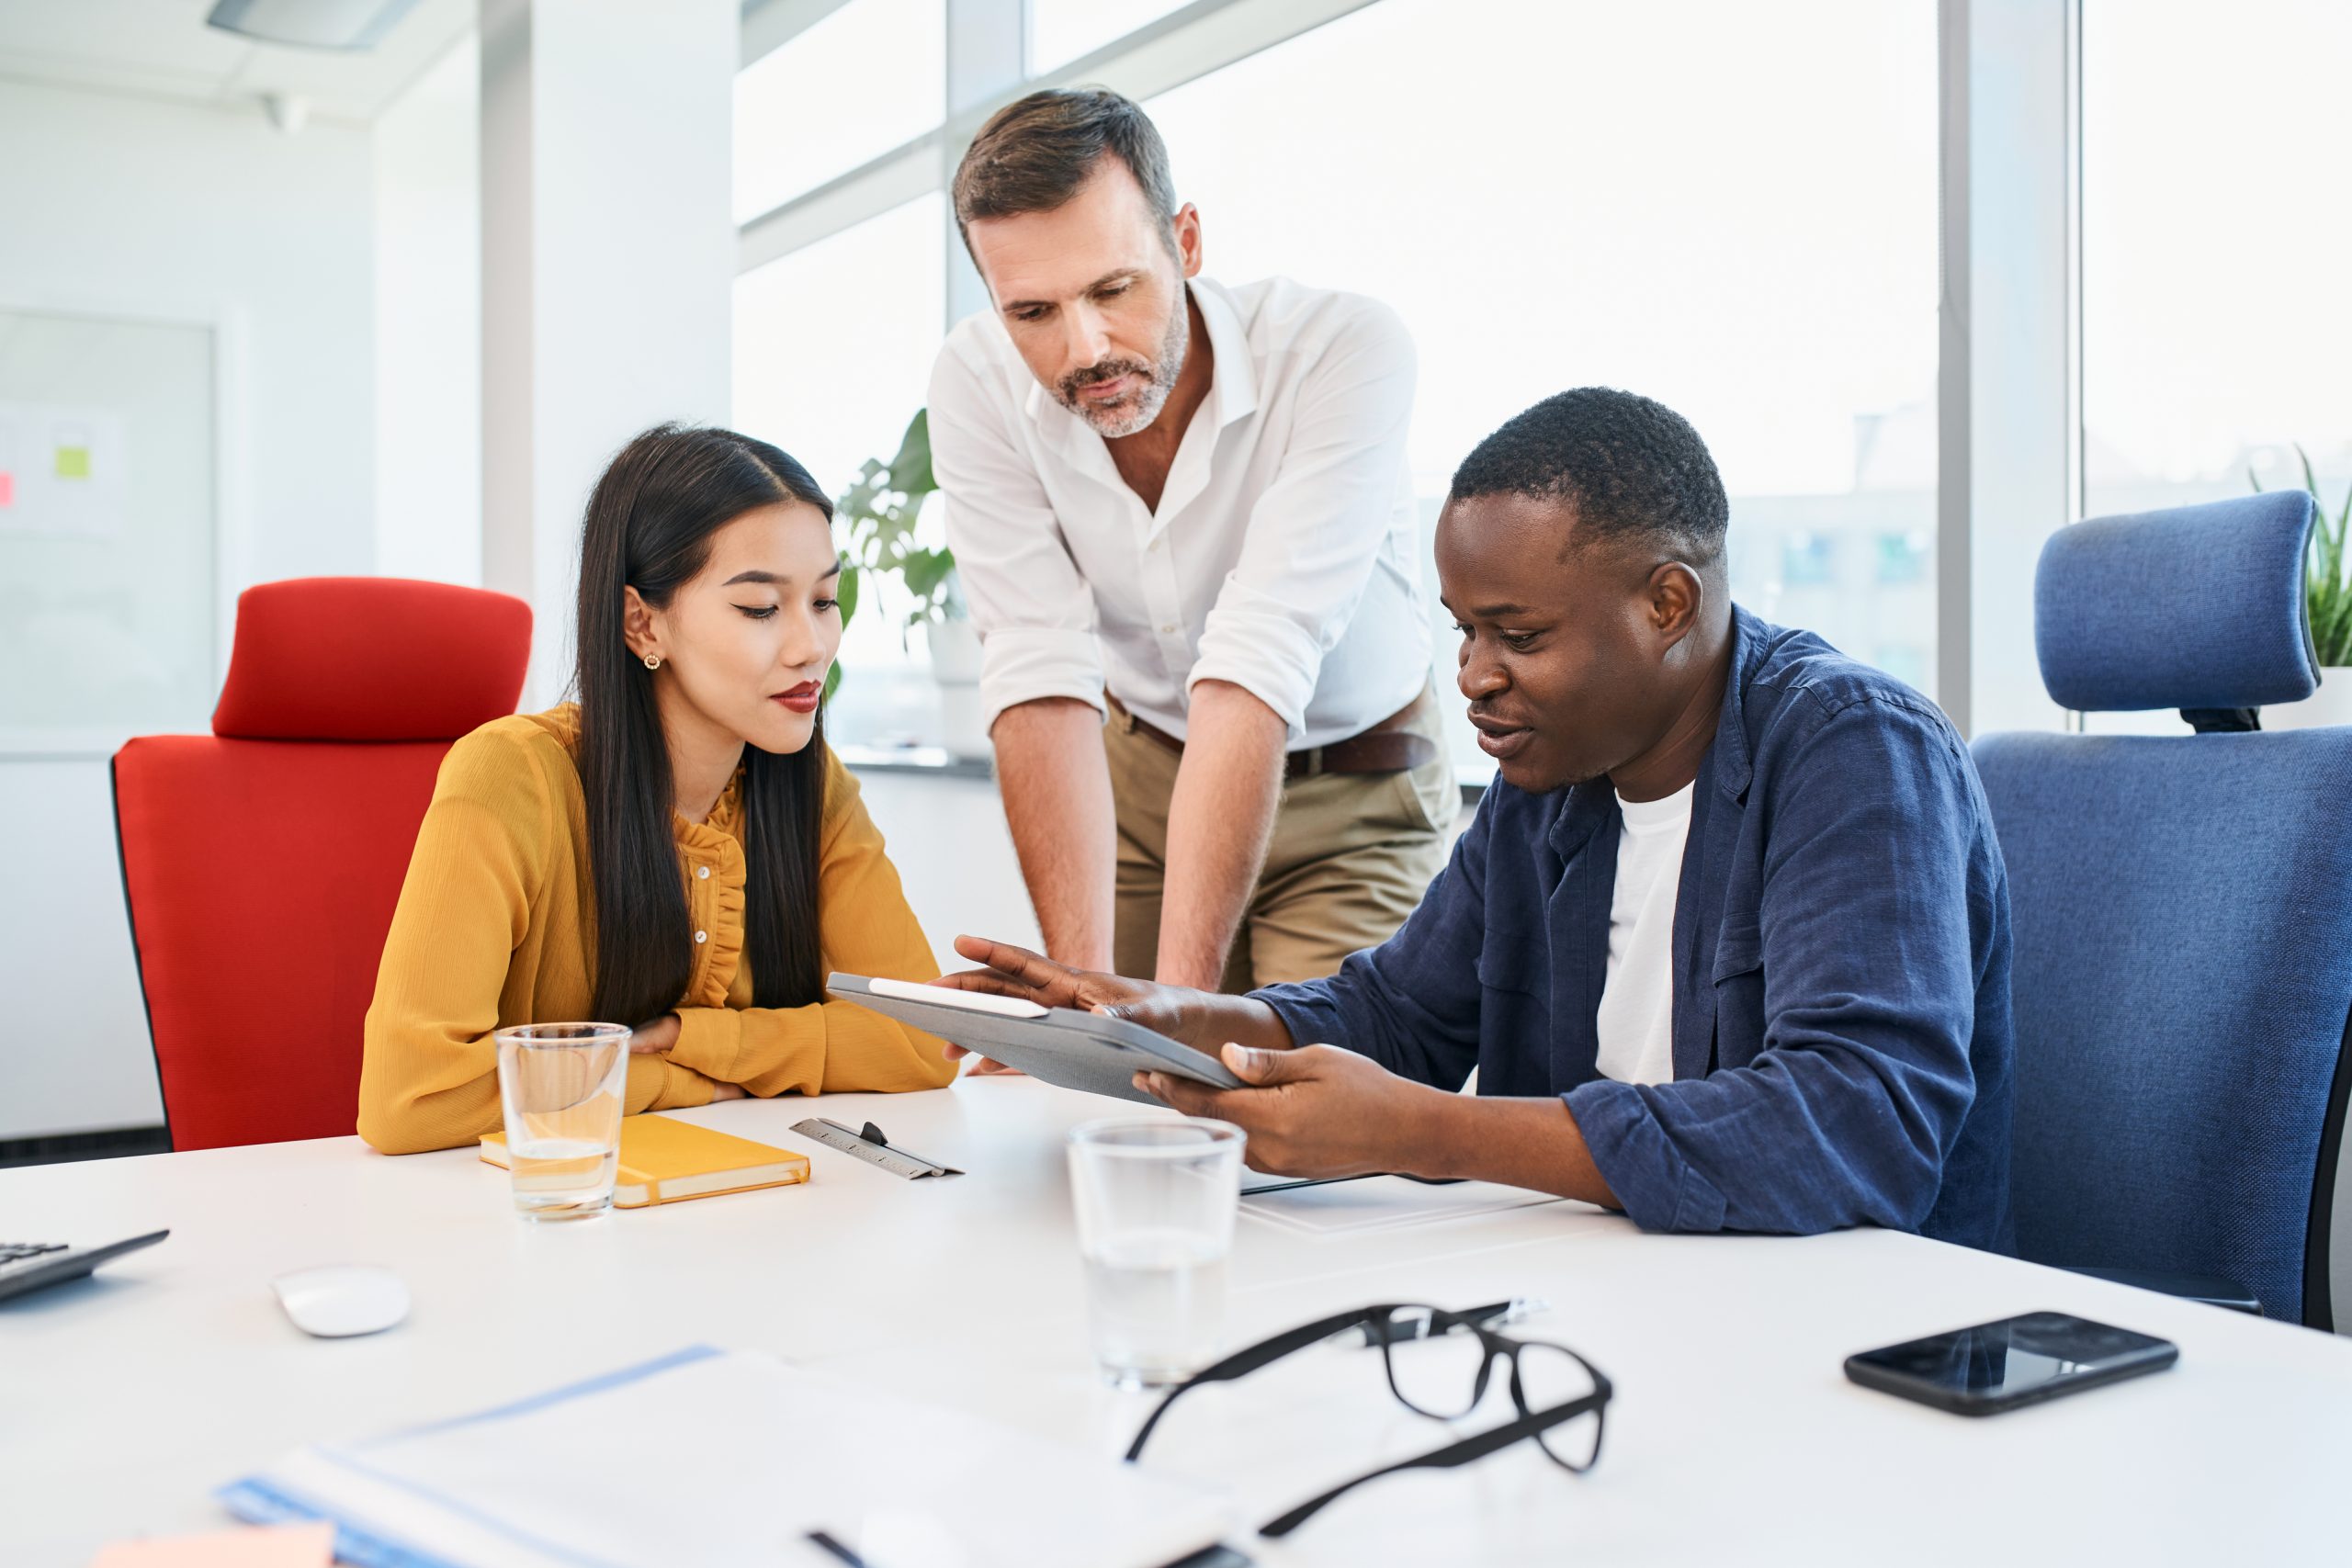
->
<box><xmin>951</xmin><ymin>88</ymin><xmax>1179</xmax><ymax>254</ymax></box>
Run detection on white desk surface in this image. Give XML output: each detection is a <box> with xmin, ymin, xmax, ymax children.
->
<box><xmin>6</xmin><ymin>1077</ymin><xmax>2348</xmax><ymax>1566</ymax></box>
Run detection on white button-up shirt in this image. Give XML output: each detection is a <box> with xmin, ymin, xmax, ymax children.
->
<box><xmin>928</xmin><ymin>275</ymin><xmax>1431</xmax><ymax>749</ymax></box>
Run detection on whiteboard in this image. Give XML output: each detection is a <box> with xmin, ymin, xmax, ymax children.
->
<box><xmin>0</xmin><ymin>305</ymin><xmax>218</xmax><ymax>745</ymax></box>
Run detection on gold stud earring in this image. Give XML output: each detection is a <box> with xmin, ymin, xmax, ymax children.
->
<box><xmin>642</xmin><ymin>653</ymin><xmax>662</xmax><ymax>671</ymax></box>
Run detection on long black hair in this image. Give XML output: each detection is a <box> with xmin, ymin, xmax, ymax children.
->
<box><xmin>574</xmin><ymin>423</ymin><xmax>832</xmax><ymax>1028</ymax></box>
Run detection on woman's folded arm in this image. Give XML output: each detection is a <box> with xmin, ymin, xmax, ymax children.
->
<box><xmin>664</xmin><ymin>758</ymin><xmax>955</xmax><ymax>1096</ymax></box>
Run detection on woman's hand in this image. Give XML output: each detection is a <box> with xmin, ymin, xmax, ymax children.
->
<box><xmin>627</xmin><ymin>1011</ymin><xmax>745</xmax><ymax>1100</ymax></box>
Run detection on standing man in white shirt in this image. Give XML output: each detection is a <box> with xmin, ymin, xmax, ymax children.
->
<box><xmin>930</xmin><ymin>88</ymin><xmax>1453</xmax><ymax>992</ymax></box>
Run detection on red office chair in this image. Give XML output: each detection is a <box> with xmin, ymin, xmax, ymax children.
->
<box><xmin>112</xmin><ymin>578</ymin><xmax>531</xmax><ymax>1150</ymax></box>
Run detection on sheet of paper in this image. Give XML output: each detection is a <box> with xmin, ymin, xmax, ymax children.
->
<box><xmin>1239</xmin><ymin>1176</ymin><xmax>1564</xmax><ymax>1236</ymax></box>
<box><xmin>222</xmin><ymin>1347</ymin><xmax>1232</xmax><ymax>1568</ymax></box>
<box><xmin>88</xmin><ymin>1522</ymin><xmax>334</xmax><ymax>1567</ymax></box>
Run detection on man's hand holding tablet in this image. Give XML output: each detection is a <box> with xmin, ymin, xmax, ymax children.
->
<box><xmin>927</xmin><ymin>936</ymin><xmax>1542</xmax><ymax>1188</ymax></box>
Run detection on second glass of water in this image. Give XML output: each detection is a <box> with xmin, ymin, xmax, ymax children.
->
<box><xmin>1066</xmin><ymin>1116</ymin><xmax>1244</xmax><ymax>1390</ymax></box>
<box><xmin>493</xmin><ymin>1022</ymin><xmax>630</xmax><ymax>1222</ymax></box>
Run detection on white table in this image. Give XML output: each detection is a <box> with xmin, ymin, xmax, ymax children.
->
<box><xmin>6</xmin><ymin>1077</ymin><xmax>2348</xmax><ymax>1566</ymax></box>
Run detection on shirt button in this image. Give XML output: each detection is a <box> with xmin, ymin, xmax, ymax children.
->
<box><xmin>1160</xmin><ymin>624</ymin><xmax>1178</xmax><ymax>634</ymax></box>
<box><xmin>695</xmin><ymin>930</ymin><xmax>708</xmax><ymax>944</ymax></box>
<box><xmin>695</xmin><ymin>866</ymin><xmax>709</xmax><ymax>880</ymax></box>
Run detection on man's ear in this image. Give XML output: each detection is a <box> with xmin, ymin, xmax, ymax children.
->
<box><xmin>621</xmin><ymin>585</ymin><xmax>661</xmax><ymax>663</ymax></box>
<box><xmin>1171</xmin><ymin>202</ymin><xmax>1204</xmax><ymax>279</ymax></box>
<box><xmin>1647</xmin><ymin>561</ymin><xmax>1704</xmax><ymax>649</ymax></box>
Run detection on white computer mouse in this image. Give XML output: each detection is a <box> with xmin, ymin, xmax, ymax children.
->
<box><xmin>270</xmin><ymin>1263</ymin><xmax>411</xmax><ymax>1337</ymax></box>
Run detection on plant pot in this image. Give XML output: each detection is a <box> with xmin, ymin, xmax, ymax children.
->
<box><xmin>922</xmin><ymin>616</ymin><xmax>983</xmax><ymax>687</ymax></box>
<box><xmin>2265</xmin><ymin>668</ymin><xmax>2352</xmax><ymax>729</ymax></box>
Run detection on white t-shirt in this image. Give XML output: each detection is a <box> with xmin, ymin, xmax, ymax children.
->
<box><xmin>1593</xmin><ymin>782</ymin><xmax>1696</xmax><ymax>1086</ymax></box>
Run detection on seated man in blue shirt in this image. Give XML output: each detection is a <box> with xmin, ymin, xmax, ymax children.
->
<box><xmin>944</xmin><ymin>387</ymin><xmax>2015</xmax><ymax>1247</ymax></box>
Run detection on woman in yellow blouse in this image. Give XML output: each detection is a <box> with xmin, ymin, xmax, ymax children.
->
<box><xmin>358</xmin><ymin>424</ymin><xmax>956</xmax><ymax>1154</ymax></box>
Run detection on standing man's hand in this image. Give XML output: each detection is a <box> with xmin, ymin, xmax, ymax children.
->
<box><xmin>936</xmin><ymin>935</ymin><xmax>1206</xmax><ymax>1058</ymax></box>
<box><xmin>933</xmin><ymin>933</ymin><xmax>1295</xmax><ymax>1066</ymax></box>
<box><xmin>1138</xmin><ymin>1043</ymin><xmax>1444</xmax><ymax>1179</ymax></box>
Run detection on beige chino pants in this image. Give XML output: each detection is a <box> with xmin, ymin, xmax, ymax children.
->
<box><xmin>1104</xmin><ymin>688</ymin><xmax>1458</xmax><ymax>992</ymax></box>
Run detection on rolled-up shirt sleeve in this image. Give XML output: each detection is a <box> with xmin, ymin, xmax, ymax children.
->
<box><xmin>928</xmin><ymin>339</ymin><xmax>1104</xmax><ymax>733</ymax></box>
<box><xmin>1188</xmin><ymin>301</ymin><xmax>1417</xmax><ymax>741</ymax></box>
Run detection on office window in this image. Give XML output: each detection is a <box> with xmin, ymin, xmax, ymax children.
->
<box><xmin>1146</xmin><ymin>0</ymin><xmax>1939</xmax><ymax>761</ymax></box>
<box><xmin>735</xmin><ymin>0</ymin><xmax>946</xmax><ymax>222</ymax></box>
<box><xmin>1877</xmin><ymin>529</ymin><xmax>1930</xmax><ymax>586</ymax></box>
<box><xmin>1027</xmin><ymin>0</ymin><xmax>1192</xmax><ymax>74</ymax></box>
<box><xmin>1781</xmin><ymin>533</ymin><xmax>1838</xmax><ymax>588</ymax></box>
<box><xmin>1876</xmin><ymin>644</ymin><xmax>1929</xmax><ymax>690</ymax></box>
<box><xmin>734</xmin><ymin>193</ymin><xmax>946</xmax><ymax>671</ymax></box>
<box><xmin>2083</xmin><ymin>2</ymin><xmax>2352</xmax><ymax>526</ymax></box>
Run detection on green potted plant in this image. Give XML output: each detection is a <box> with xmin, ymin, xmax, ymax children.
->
<box><xmin>2251</xmin><ymin>446</ymin><xmax>2352</xmax><ymax>728</ymax></box>
<box><xmin>829</xmin><ymin>409</ymin><xmax>978</xmax><ymax>698</ymax></box>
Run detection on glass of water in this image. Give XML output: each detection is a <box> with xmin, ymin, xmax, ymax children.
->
<box><xmin>493</xmin><ymin>1022</ymin><xmax>631</xmax><ymax>1222</ymax></box>
<box><xmin>1066</xmin><ymin>1116</ymin><xmax>1245</xmax><ymax>1390</ymax></box>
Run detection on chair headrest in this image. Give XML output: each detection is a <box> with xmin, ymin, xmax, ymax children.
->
<box><xmin>2034</xmin><ymin>491</ymin><xmax>2319</xmax><ymax>713</ymax></box>
<box><xmin>211</xmin><ymin>577</ymin><xmax>533</xmax><ymax>741</ymax></box>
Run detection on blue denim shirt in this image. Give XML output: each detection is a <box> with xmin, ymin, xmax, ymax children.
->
<box><xmin>1256</xmin><ymin>607</ymin><xmax>2015</xmax><ymax>1250</ymax></box>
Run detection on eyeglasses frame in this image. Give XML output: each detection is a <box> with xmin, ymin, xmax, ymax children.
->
<box><xmin>1122</xmin><ymin>1301</ymin><xmax>1613</xmax><ymax>1538</ymax></box>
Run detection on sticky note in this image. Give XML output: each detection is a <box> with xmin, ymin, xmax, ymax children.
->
<box><xmin>87</xmin><ymin>1520</ymin><xmax>334</xmax><ymax>1567</ymax></box>
<box><xmin>54</xmin><ymin>446</ymin><xmax>91</xmax><ymax>480</ymax></box>
<box><xmin>0</xmin><ymin>470</ymin><xmax>13</xmax><ymax>506</ymax></box>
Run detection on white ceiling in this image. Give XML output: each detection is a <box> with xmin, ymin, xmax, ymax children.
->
<box><xmin>0</xmin><ymin>0</ymin><xmax>476</xmax><ymax>127</ymax></box>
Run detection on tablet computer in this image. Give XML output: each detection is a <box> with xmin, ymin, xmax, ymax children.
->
<box><xmin>829</xmin><ymin>973</ymin><xmax>1244</xmax><ymax>1106</ymax></box>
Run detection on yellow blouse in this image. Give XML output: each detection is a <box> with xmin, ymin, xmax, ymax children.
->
<box><xmin>358</xmin><ymin>705</ymin><xmax>954</xmax><ymax>1153</ymax></box>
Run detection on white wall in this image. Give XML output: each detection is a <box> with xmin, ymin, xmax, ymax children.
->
<box><xmin>0</xmin><ymin>81</ymin><xmax>376</xmax><ymax>1138</ymax></box>
<box><xmin>853</xmin><ymin>772</ymin><xmax>1042</xmax><ymax>977</ymax></box>
<box><xmin>480</xmin><ymin>0</ymin><xmax>739</xmax><ymax>706</ymax></box>
<box><xmin>374</xmin><ymin>35</ymin><xmax>483</xmax><ymax>588</ymax></box>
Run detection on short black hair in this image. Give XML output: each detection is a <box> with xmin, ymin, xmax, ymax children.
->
<box><xmin>1449</xmin><ymin>388</ymin><xmax>1728</xmax><ymax>567</ymax></box>
<box><xmin>952</xmin><ymin>89</ymin><xmax>1178</xmax><ymax>254</ymax></box>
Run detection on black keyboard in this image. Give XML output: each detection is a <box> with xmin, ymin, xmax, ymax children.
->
<box><xmin>0</xmin><ymin>1232</ymin><xmax>168</xmax><ymax>1303</ymax></box>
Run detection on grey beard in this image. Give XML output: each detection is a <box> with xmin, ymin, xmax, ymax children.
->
<box><xmin>1063</xmin><ymin>301</ymin><xmax>1191</xmax><ymax>438</ymax></box>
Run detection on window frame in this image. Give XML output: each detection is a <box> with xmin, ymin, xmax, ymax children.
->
<box><xmin>732</xmin><ymin>0</ymin><xmax>2089</xmax><ymax>739</ymax></box>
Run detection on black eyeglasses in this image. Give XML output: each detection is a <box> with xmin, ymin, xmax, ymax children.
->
<box><xmin>1124</xmin><ymin>1301</ymin><xmax>1612</xmax><ymax>1538</ymax></box>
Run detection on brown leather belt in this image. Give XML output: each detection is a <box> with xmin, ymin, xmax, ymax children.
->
<box><xmin>1112</xmin><ymin>689</ymin><xmax>1440</xmax><ymax>781</ymax></box>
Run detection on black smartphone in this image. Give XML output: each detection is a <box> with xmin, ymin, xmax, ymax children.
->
<box><xmin>1844</xmin><ymin>1311</ymin><xmax>2178</xmax><ymax>1416</ymax></box>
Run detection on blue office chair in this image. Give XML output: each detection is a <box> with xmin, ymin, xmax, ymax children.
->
<box><xmin>1973</xmin><ymin>491</ymin><xmax>2352</xmax><ymax>1330</ymax></box>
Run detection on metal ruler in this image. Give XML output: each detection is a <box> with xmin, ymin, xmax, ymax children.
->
<box><xmin>789</xmin><ymin>1118</ymin><xmax>963</xmax><ymax>1179</ymax></box>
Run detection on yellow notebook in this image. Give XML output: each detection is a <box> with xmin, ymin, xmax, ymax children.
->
<box><xmin>479</xmin><ymin>1115</ymin><xmax>810</xmax><ymax>1208</ymax></box>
